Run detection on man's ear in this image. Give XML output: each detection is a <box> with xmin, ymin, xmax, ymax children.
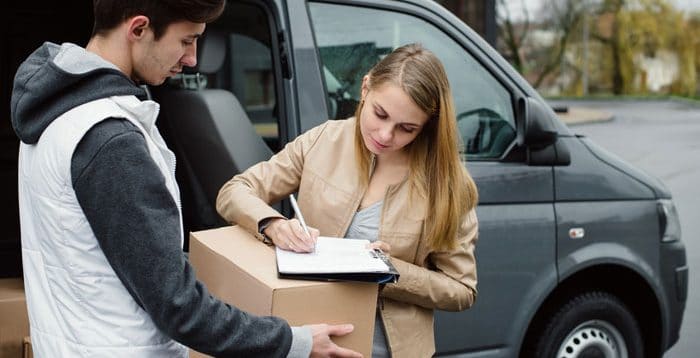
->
<box><xmin>361</xmin><ymin>75</ymin><xmax>370</xmax><ymax>101</ymax></box>
<box><xmin>127</xmin><ymin>15</ymin><xmax>151</xmax><ymax>41</ymax></box>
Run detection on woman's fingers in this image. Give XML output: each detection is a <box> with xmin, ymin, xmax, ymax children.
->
<box><xmin>265</xmin><ymin>219</ymin><xmax>319</xmax><ymax>252</ymax></box>
<box><xmin>278</xmin><ymin>219</ymin><xmax>314</xmax><ymax>252</ymax></box>
<box><xmin>309</xmin><ymin>227</ymin><xmax>320</xmax><ymax>240</ymax></box>
<box><xmin>289</xmin><ymin>219</ymin><xmax>318</xmax><ymax>252</ymax></box>
<box><xmin>367</xmin><ymin>241</ymin><xmax>391</xmax><ymax>255</ymax></box>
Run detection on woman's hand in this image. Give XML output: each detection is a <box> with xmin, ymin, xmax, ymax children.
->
<box><xmin>368</xmin><ymin>241</ymin><xmax>392</xmax><ymax>293</ymax></box>
<box><xmin>264</xmin><ymin>218</ymin><xmax>319</xmax><ymax>252</ymax></box>
<box><xmin>367</xmin><ymin>240</ymin><xmax>391</xmax><ymax>255</ymax></box>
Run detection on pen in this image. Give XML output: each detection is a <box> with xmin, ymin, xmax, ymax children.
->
<box><xmin>289</xmin><ymin>194</ymin><xmax>311</xmax><ymax>238</ymax></box>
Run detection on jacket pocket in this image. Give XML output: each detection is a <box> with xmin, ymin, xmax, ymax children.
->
<box><xmin>380</xmin><ymin>216</ymin><xmax>424</xmax><ymax>264</ymax></box>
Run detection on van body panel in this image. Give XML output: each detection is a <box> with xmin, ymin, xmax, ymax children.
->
<box><xmin>580</xmin><ymin>137</ymin><xmax>673</xmax><ymax>199</ymax></box>
<box><xmin>555</xmin><ymin>137</ymin><xmax>657</xmax><ymax>201</ymax></box>
<box><xmin>434</xmin><ymin>204</ymin><xmax>557</xmax><ymax>354</ymax></box>
<box><xmin>282</xmin><ymin>0</ymin><xmax>328</xmax><ymax>135</ymax></box>
<box><xmin>469</xmin><ymin>162</ymin><xmax>553</xmax><ymax>204</ymax></box>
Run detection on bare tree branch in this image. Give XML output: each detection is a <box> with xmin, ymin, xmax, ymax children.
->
<box><xmin>496</xmin><ymin>0</ymin><xmax>530</xmax><ymax>73</ymax></box>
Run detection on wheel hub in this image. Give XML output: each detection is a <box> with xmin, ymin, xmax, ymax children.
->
<box><xmin>556</xmin><ymin>320</ymin><xmax>628</xmax><ymax>358</ymax></box>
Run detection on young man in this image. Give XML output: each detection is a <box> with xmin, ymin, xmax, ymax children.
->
<box><xmin>10</xmin><ymin>1</ymin><xmax>361</xmax><ymax>357</ymax></box>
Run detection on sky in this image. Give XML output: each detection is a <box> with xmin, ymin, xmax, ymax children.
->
<box><xmin>502</xmin><ymin>0</ymin><xmax>700</xmax><ymax>21</ymax></box>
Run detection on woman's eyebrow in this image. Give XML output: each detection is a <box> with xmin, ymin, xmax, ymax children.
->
<box><xmin>373</xmin><ymin>102</ymin><xmax>423</xmax><ymax>127</ymax></box>
<box><xmin>373</xmin><ymin>103</ymin><xmax>387</xmax><ymax>114</ymax></box>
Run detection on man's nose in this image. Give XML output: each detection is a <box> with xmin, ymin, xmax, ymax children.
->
<box><xmin>181</xmin><ymin>43</ymin><xmax>198</xmax><ymax>68</ymax></box>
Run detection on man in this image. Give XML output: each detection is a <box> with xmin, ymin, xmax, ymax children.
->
<box><xmin>10</xmin><ymin>1</ymin><xmax>361</xmax><ymax>357</ymax></box>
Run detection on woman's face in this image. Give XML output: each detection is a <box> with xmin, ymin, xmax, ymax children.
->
<box><xmin>359</xmin><ymin>81</ymin><xmax>429</xmax><ymax>158</ymax></box>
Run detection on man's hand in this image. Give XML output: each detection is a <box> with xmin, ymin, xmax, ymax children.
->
<box><xmin>308</xmin><ymin>324</ymin><xmax>363</xmax><ymax>358</ymax></box>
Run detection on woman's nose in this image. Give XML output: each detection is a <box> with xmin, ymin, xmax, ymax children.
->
<box><xmin>377</xmin><ymin>124</ymin><xmax>394</xmax><ymax>142</ymax></box>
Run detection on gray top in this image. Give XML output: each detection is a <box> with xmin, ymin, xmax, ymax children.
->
<box><xmin>345</xmin><ymin>200</ymin><xmax>382</xmax><ymax>242</ymax></box>
<box><xmin>345</xmin><ymin>201</ymin><xmax>391</xmax><ymax>357</ymax></box>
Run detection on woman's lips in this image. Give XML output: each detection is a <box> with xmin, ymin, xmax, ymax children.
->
<box><xmin>371</xmin><ymin>137</ymin><xmax>389</xmax><ymax>150</ymax></box>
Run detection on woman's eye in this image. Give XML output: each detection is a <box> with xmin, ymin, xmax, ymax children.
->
<box><xmin>401</xmin><ymin>126</ymin><xmax>415</xmax><ymax>133</ymax></box>
<box><xmin>374</xmin><ymin>111</ymin><xmax>388</xmax><ymax>119</ymax></box>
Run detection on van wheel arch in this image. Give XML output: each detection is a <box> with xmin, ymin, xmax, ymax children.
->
<box><xmin>519</xmin><ymin>264</ymin><xmax>662</xmax><ymax>357</ymax></box>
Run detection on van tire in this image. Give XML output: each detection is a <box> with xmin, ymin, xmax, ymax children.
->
<box><xmin>530</xmin><ymin>291</ymin><xmax>643</xmax><ymax>358</ymax></box>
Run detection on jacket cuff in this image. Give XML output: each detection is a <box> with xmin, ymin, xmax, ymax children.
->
<box><xmin>287</xmin><ymin>326</ymin><xmax>313</xmax><ymax>358</ymax></box>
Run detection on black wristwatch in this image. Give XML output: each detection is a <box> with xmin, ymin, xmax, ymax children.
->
<box><xmin>259</xmin><ymin>218</ymin><xmax>274</xmax><ymax>245</ymax></box>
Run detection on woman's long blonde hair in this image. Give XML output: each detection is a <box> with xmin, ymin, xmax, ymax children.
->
<box><xmin>354</xmin><ymin>43</ymin><xmax>478</xmax><ymax>251</ymax></box>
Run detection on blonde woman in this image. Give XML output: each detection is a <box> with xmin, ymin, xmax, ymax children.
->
<box><xmin>216</xmin><ymin>43</ymin><xmax>479</xmax><ymax>357</ymax></box>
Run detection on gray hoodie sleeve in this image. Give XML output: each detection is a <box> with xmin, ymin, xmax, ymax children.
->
<box><xmin>71</xmin><ymin>118</ymin><xmax>296</xmax><ymax>357</ymax></box>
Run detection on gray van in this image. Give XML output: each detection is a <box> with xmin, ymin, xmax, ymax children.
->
<box><xmin>3</xmin><ymin>0</ymin><xmax>687</xmax><ymax>357</ymax></box>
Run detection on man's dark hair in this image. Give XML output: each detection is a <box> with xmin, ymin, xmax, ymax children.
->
<box><xmin>92</xmin><ymin>0</ymin><xmax>225</xmax><ymax>40</ymax></box>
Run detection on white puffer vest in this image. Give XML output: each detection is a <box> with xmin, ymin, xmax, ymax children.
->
<box><xmin>18</xmin><ymin>96</ymin><xmax>188</xmax><ymax>357</ymax></box>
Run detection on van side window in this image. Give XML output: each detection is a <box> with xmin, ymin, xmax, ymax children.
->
<box><xmin>209</xmin><ymin>2</ymin><xmax>280</xmax><ymax>151</ymax></box>
<box><xmin>308</xmin><ymin>2</ymin><xmax>516</xmax><ymax>160</ymax></box>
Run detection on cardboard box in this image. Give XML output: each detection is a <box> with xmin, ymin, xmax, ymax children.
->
<box><xmin>22</xmin><ymin>336</ymin><xmax>32</xmax><ymax>358</ymax></box>
<box><xmin>0</xmin><ymin>279</ymin><xmax>29</xmax><ymax>358</ymax></box>
<box><xmin>189</xmin><ymin>226</ymin><xmax>378</xmax><ymax>357</ymax></box>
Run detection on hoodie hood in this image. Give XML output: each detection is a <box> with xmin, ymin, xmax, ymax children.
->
<box><xmin>11</xmin><ymin>42</ymin><xmax>145</xmax><ymax>144</ymax></box>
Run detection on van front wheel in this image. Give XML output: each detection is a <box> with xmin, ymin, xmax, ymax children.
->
<box><xmin>531</xmin><ymin>291</ymin><xmax>643</xmax><ymax>358</ymax></box>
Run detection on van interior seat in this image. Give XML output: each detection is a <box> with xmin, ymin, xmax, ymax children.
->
<box><xmin>150</xmin><ymin>29</ymin><xmax>273</xmax><ymax>238</ymax></box>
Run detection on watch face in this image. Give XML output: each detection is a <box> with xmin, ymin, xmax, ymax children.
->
<box><xmin>261</xmin><ymin>233</ymin><xmax>273</xmax><ymax>245</ymax></box>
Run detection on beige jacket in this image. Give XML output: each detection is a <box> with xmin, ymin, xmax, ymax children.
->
<box><xmin>216</xmin><ymin>118</ymin><xmax>478</xmax><ymax>357</ymax></box>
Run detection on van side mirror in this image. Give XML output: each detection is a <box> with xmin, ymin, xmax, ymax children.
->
<box><xmin>517</xmin><ymin>97</ymin><xmax>570</xmax><ymax>166</ymax></box>
<box><xmin>517</xmin><ymin>97</ymin><xmax>557</xmax><ymax>148</ymax></box>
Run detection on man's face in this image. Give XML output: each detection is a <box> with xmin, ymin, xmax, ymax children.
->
<box><xmin>132</xmin><ymin>21</ymin><xmax>206</xmax><ymax>85</ymax></box>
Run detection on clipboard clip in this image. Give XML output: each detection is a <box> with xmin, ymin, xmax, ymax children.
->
<box><xmin>370</xmin><ymin>248</ymin><xmax>389</xmax><ymax>260</ymax></box>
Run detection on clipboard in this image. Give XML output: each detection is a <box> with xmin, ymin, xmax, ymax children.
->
<box><xmin>275</xmin><ymin>237</ymin><xmax>400</xmax><ymax>284</ymax></box>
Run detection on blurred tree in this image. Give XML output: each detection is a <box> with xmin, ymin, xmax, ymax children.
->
<box><xmin>591</xmin><ymin>0</ymin><xmax>625</xmax><ymax>94</ymax></box>
<box><xmin>690</xmin><ymin>12</ymin><xmax>700</xmax><ymax>96</ymax></box>
<box><xmin>478</xmin><ymin>0</ymin><xmax>696</xmax><ymax>97</ymax></box>
<box><xmin>669</xmin><ymin>8</ymin><xmax>697</xmax><ymax>96</ymax></box>
<box><xmin>531</xmin><ymin>0</ymin><xmax>586</xmax><ymax>89</ymax></box>
<box><xmin>496</xmin><ymin>0</ymin><xmax>530</xmax><ymax>73</ymax></box>
<box><xmin>489</xmin><ymin>0</ymin><xmax>588</xmax><ymax>93</ymax></box>
<box><xmin>592</xmin><ymin>0</ymin><xmax>695</xmax><ymax>95</ymax></box>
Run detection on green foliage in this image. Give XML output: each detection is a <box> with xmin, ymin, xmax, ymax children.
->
<box><xmin>594</xmin><ymin>0</ymin><xmax>698</xmax><ymax>95</ymax></box>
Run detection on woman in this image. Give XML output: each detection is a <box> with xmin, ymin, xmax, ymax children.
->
<box><xmin>216</xmin><ymin>43</ymin><xmax>479</xmax><ymax>357</ymax></box>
